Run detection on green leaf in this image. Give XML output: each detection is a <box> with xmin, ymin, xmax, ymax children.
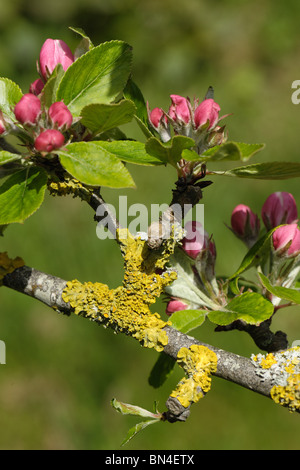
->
<box><xmin>80</xmin><ymin>99</ymin><xmax>136</xmax><ymax>134</ymax></box>
<box><xmin>69</xmin><ymin>26</ymin><xmax>94</xmax><ymax>46</ymax></box>
<box><xmin>208</xmin><ymin>292</ymin><xmax>274</xmax><ymax>326</ymax></box>
<box><xmin>0</xmin><ymin>224</ymin><xmax>8</xmax><ymax>236</ymax></box>
<box><xmin>124</xmin><ymin>78</ymin><xmax>153</xmax><ymax>138</ymax></box>
<box><xmin>202</xmin><ymin>141</ymin><xmax>265</xmax><ymax>162</ymax></box>
<box><xmin>56</xmin><ymin>40</ymin><xmax>132</xmax><ymax>116</ymax></box>
<box><xmin>148</xmin><ymin>353</ymin><xmax>176</xmax><ymax>388</ymax></box>
<box><xmin>111</xmin><ymin>398</ymin><xmax>160</xmax><ymax>446</ymax></box>
<box><xmin>258</xmin><ymin>272</ymin><xmax>300</xmax><ymax>305</ymax></box>
<box><xmin>58</xmin><ymin>142</ymin><xmax>135</xmax><ymax>188</ymax></box>
<box><xmin>0</xmin><ymin>167</ymin><xmax>47</xmax><ymax>224</ymax></box>
<box><xmin>0</xmin><ymin>78</ymin><xmax>23</xmax><ymax>120</ymax></box>
<box><xmin>0</xmin><ymin>151</ymin><xmax>21</xmax><ymax>166</ymax></box>
<box><xmin>145</xmin><ymin>135</ymin><xmax>195</xmax><ymax>167</ymax></box>
<box><xmin>95</xmin><ymin>140</ymin><xmax>164</xmax><ymax>166</ymax></box>
<box><xmin>181</xmin><ymin>148</ymin><xmax>205</xmax><ymax>162</ymax></box>
<box><xmin>228</xmin><ymin>277</ymin><xmax>241</xmax><ymax>295</ymax></box>
<box><xmin>111</xmin><ymin>398</ymin><xmax>159</xmax><ymax>419</ymax></box>
<box><xmin>120</xmin><ymin>419</ymin><xmax>159</xmax><ymax>446</ymax></box>
<box><xmin>41</xmin><ymin>64</ymin><xmax>65</xmax><ymax>108</ymax></box>
<box><xmin>229</xmin><ymin>229</ymin><xmax>277</xmax><ymax>279</ymax></box>
<box><xmin>170</xmin><ymin>309</ymin><xmax>206</xmax><ymax>333</ymax></box>
<box><xmin>212</xmin><ymin>162</ymin><xmax>300</xmax><ymax>179</ymax></box>
<box><xmin>165</xmin><ymin>248</ymin><xmax>217</xmax><ymax>309</ymax></box>
<box><xmin>69</xmin><ymin>26</ymin><xmax>94</xmax><ymax>58</ymax></box>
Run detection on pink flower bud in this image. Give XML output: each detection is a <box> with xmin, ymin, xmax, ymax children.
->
<box><xmin>272</xmin><ymin>224</ymin><xmax>300</xmax><ymax>257</ymax></box>
<box><xmin>48</xmin><ymin>101</ymin><xmax>73</xmax><ymax>130</ymax></box>
<box><xmin>148</xmin><ymin>104</ymin><xmax>171</xmax><ymax>143</ymax></box>
<box><xmin>0</xmin><ymin>112</ymin><xmax>6</xmax><ymax>134</ymax></box>
<box><xmin>34</xmin><ymin>129</ymin><xmax>65</xmax><ymax>153</ymax></box>
<box><xmin>261</xmin><ymin>192</ymin><xmax>298</xmax><ymax>230</ymax></box>
<box><xmin>194</xmin><ymin>98</ymin><xmax>220</xmax><ymax>129</ymax></box>
<box><xmin>14</xmin><ymin>94</ymin><xmax>41</xmax><ymax>125</ymax></box>
<box><xmin>149</xmin><ymin>107</ymin><xmax>166</xmax><ymax>130</ymax></box>
<box><xmin>169</xmin><ymin>95</ymin><xmax>191</xmax><ymax>124</ymax></box>
<box><xmin>182</xmin><ymin>221</ymin><xmax>215</xmax><ymax>260</ymax></box>
<box><xmin>39</xmin><ymin>39</ymin><xmax>74</xmax><ymax>80</ymax></box>
<box><xmin>29</xmin><ymin>78</ymin><xmax>44</xmax><ymax>96</ymax></box>
<box><xmin>231</xmin><ymin>204</ymin><xmax>260</xmax><ymax>238</ymax></box>
<box><xmin>166</xmin><ymin>299</ymin><xmax>188</xmax><ymax>316</ymax></box>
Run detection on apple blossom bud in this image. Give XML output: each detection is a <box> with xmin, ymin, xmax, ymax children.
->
<box><xmin>231</xmin><ymin>204</ymin><xmax>259</xmax><ymax>236</ymax></box>
<box><xmin>34</xmin><ymin>129</ymin><xmax>65</xmax><ymax>153</ymax></box>
<box><xmin>0</xmin><ymin>112</ymin><xmax>6</xmax><ymax>134</ymax></box>
<box><xmin>272</xmin><ymin>224</ymin><xmax>300</xmax><ymax>257</ymax></box>
<box><xmin>48</xmin><ymin>101</ymin><xmax>73</xmax><ymax>130</ymax></box>
<box><xmin>166</xmin><ymin>298</ymin><xmax>188</xmax><ymax>316</ymax></box>
<box><xmin>149</xmin><ymin>107</ymin><xmax>166</xmax><ymax>129</ymax></box>
<box><xmin>39</xmin><ymin>39</ymin><xmax>74</xmax><ymax>81</ymax></box>
<box><xmin>182</xmin><ymin>221</ymin><xmax>205</xmax><ymax>259</ymax></box>
<box><xmin>182</xmin><ymin>221</ymin><xmax>215</xmax><ymax>260</ymax></box>
<box><xmin>169</xmin><ymin>95</ymin><xmax>191</xmax><ymax>124</ymax></box>
<box><xmin>194</xmin><ymin>98</ymin><xmax>220</xmax><ymax>129</ymax></box>
<box><xmin>14</xmin><ymin>94</ymin><xmax>41</xmax><ymax>125</ymax></box>
<box><xmin>261</xmin><ymin>192</ymin><xmax>298</xmax><ymax>230</ymax></box>
<box><xmin>29</xmin><ymin>78</ymin><xmax>44</xmax><ymax>96</ymax></box>
<box><xmin>148</xmin><ymin>105</ymin><xmax>171</xmax><ymax>143</ymax></box>
<box><xmin>230</xmin><ymin>204</ymin><xmax>260</xmax><ymax>248</ymax></box>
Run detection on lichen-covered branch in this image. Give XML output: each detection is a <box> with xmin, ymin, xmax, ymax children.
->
<box><xmin>2</xmin><ymin>261</ymin><xmax>69</xmax><ymax>314</ymax></box>
<box><xmin>2</xmin><ymin>247</ymin><xmax>299</xmax><ymax>421</ymax></box>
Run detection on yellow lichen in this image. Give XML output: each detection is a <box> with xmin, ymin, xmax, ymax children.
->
<box><xmin>259</xmin><ymin>353</ymin><xmax>277</xmax><ymax>369</ymax></box>
<box><xmin>62</xmin><ymin>228</ymin><xmax>179</xmax><ymax>352</ymax></box>
<box><xmin>0</xmin><ymin>252</ymin><xmax>24</xmax><ymax>284</ymax></box>
<box><xmin>252</xmin><ymin>347</ymin><xmax>300</xmax><ymax>413</ymax></box>
<box><xmin>48</xmin><ymin>178</ymin><xmax>87</xmax><ymax>199</ymax></box>
<box><xmin>170</xmin><ymin>345</ymin><xmax>218</xmax><ymax>408</ymax></box>
<box><xmin>271</xmin><ymin>374</ymin><xmax>300</xmax><ymax>412</ymax></box>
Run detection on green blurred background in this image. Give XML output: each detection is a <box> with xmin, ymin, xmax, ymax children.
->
<box><xmin>0</xmin><ymin>0</ymin><xmax>300</xmax><ymax>450</ymax></box>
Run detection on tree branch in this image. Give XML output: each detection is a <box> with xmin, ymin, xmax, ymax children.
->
<box><xmin>3</xmin><ymin>264</ymin><xmax>299</xmax><ymax>421</ymax></box>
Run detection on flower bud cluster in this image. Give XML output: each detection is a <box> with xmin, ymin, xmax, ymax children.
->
<box><xmin>10</xmin><ymin>38</ymin><xmax>75</xmax><ymax>154</ymax></box>
<box><xmin>230</xmin><ymin>191</ymin><xmax>300</xmax><ymax>257</ymax></box>
<box><xmin>14</xmin><ymin>94</ymin><xmax>73</xmax><ymax>153</ymax></box>
<box><xmin>148</xmin><ymin>94</ymin><xmax>227</xmax><ymax>153</ymax></box>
